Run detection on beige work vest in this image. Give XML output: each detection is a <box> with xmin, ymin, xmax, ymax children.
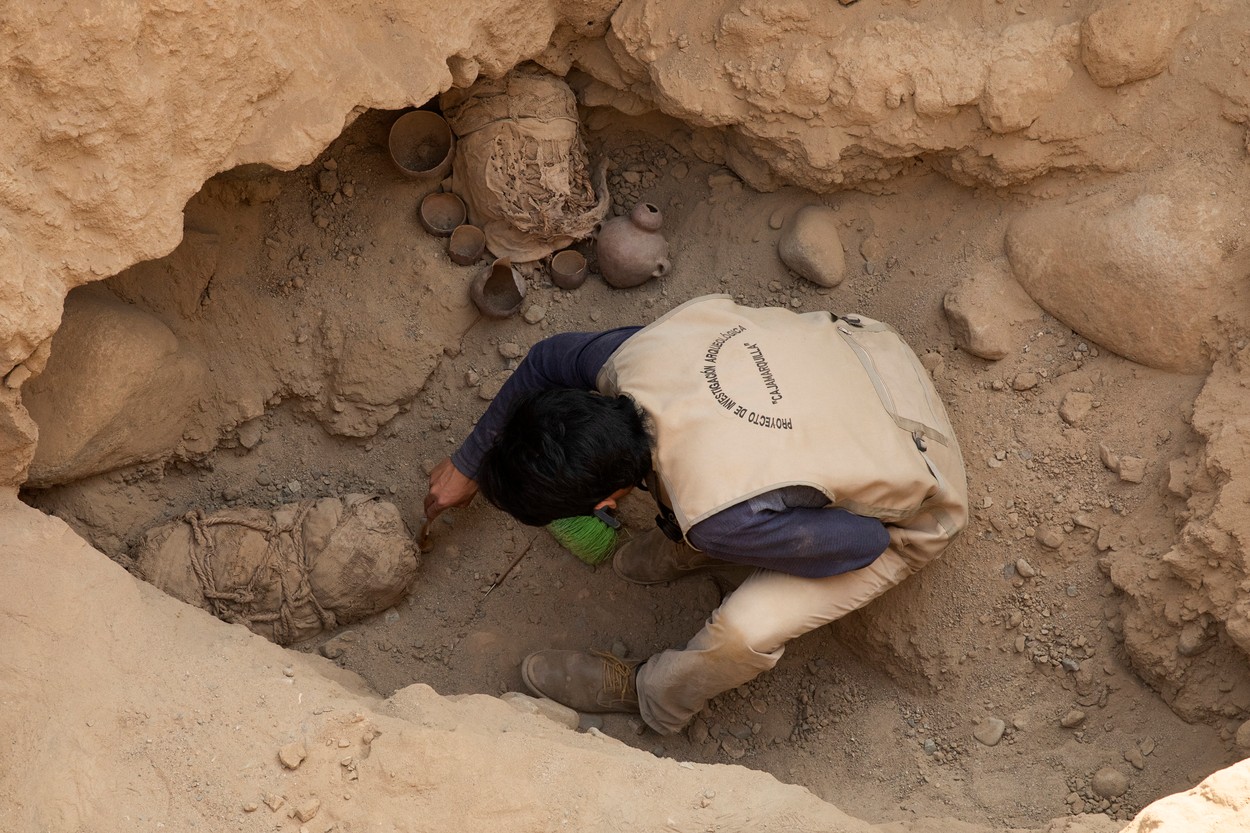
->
<box><xmin>598</xmin><ymin>296</ymin><xmax>968</xmax><ymax>568</ymax></box>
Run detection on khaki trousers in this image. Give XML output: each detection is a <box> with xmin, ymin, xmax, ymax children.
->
<box><xmin>635</xmin><ymin>548</ymin><xmax>916</xmax><ymax>735</ymax></box>
<box><xmin>635</xmin><ymin>437</ymin><xmax>967</xmax><ymax>735</ymax></box>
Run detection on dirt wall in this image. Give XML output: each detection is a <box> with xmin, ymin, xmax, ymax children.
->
<box><xmin>5</xmin><ymin>0</ymin><xmax>1249</xmax><ymax>489</ymax></box>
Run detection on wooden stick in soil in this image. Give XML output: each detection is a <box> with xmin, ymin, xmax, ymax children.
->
<box><xmin>480</xmin><ymin>534</ymin><xmax>540</xmax><ymax>603</ymax></box>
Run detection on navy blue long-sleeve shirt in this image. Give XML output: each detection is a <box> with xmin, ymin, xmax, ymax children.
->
<box><xmin>451</xmin><ymin>329</ymin><xmax>890</xmax><ymax>578</ymax></box>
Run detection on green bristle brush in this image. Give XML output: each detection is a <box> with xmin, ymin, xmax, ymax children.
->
<box><xmin>546</xmin><ymin>508</ymin><xmax>620</xmax><ymax>565</ymax></box>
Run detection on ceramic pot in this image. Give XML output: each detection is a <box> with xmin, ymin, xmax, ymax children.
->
<box><xmin>594</xmin><ymin>203</ymin><xmax>671</xmax><ymax>289</ymax></box>
<box><xmin>419</xmin><ymin>192</ymin><xmax>466</xmax><ymax>237</ymax></box>
<box><xmin>549</xmin><ymin>249</ymin><xmax>588</xmax><ymax>290</ymax></box>
<box><xmin>388</xmin><ymin>111</ymin><xmax>455</xmax><ymax>183</ymax></box>
<box><xmin>470</xmin><ymin>258</ymin><xmax>526</xmax><ymax>319</ymax></box>
<box><xmin>448</xmin><ymin>224</ymin><xmax>486</xmax><ymax>265</ymax></box>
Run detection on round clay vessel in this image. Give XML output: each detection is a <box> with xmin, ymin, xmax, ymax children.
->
<box><xmin>419</xmin><ymin>192</ymin><xmax>466</xmax><ymax>237</ymax></box>
<box><xmin>470</xmin><ymin>258</ymin><xmax>526</xmax><ymax>319</ymax></box>
<box><xmin>594</xmin><ymin>202</ymin><xmax>671</xmax><ymax>289</ymax></box>
<box><xmin>448</xmin><ymin>224</ymin><xmax>486</xmax><ymax>265</ymax></box>
<box><xmin>388</xmin><ymin>111</ymin><xmax>455</xmax><ymax>182</ymax></box>
<box><xmin>549</xmin><ymin>249</ymin><xmax>588</xmax><ymax>290</ymax></box>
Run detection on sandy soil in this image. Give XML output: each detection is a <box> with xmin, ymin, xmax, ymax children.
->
<box><xmin>22</xmin><ymin>107</ymin><xmax>1241</xmax><ymax>829</ymax></box>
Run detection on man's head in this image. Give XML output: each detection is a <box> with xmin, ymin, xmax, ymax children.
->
<box><xmin>478</xmin><ymin>389</ymin><xmax>653</xmax><ymax>526</ymax></box>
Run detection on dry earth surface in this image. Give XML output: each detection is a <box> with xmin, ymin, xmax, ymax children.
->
<box><xmin>4</xmin><ymin>1</ymin><xmax>1250</xmax><ymax>832</ymax></box>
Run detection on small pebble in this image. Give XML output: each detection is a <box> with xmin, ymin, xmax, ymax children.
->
<box><xmin>1118</xmin><ymin>456</ymin><xmax>1147</xmax><ymax>483</ymax></box>
<box><xmin>295</xmin><ymin>798</ymin><xmax>321</xmax><ymax>823</ymax></box>
<box><xmin>243</xmin><ymin>802</ymin><xmax>259</xmax><ymax>813</ymax></box>
<box><xmin>1091</xmin><ymin>766</ymin><xmax>1129</xmax><ymax>798</ymax></box>
<box><xmin>1036</xmin><ymin>528</ymin><xmax>1064</xmax><ymax>549</ymax></box>
<box><xmin>1015</xmin><ymin>558</ymin><xmax>1037</xmax><ymax>578</ymax></box>
<box><xmin>278</xmin><ymin>741</ymin><xmax>307</xmax><ymax>770</ymax></box>
<box><xmin>1010</xmin><ymin>370</ymin><xmax>1040</xmax><ymax>390</ymax></box>
<box><xmin>973</xmin><ymin>717</ymin><xmax>1006</xmax><ymax>747</ymax></box>
<box><xmin>1012</xmin><ymin>372</ymin><xmax>1039</xmax><ymax>391</ymax></box>
<box><xmin>1235</xmin><ymin>720</ymin><xmax>1250</xmax><ymax>750</ymax></box>
<box><xmin>523</xmin><ymin>305</ymin><xmax>547</xmax><ymax>324</ymax></box>
<box><xmin>1059</xmin><ymin>391</ymin><xmax>1093</xmax><ymax>425</ymax></box>
<box><xmin>1061</xmin><ymin>709</ymin><xmax>1087</xmax><ymax>728</ymax></box>
<box><xmin>1124</xmin><ymin>747</ymin><xmax>1145</xmax><ymax>770</ymax></box>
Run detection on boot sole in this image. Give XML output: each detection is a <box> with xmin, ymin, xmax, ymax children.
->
<box><xmin>519</xmin><ymin>653</ymin><xmax>549</xmax><ymax>700</ymax></box>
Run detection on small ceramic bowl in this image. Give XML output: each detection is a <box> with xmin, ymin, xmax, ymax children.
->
<box><xmin>448</xmin><ymin>224</ymin><xmax>486</xmax><ymax>266</ymax></box>
<box><xmin>470</xmin><ymin>258</ymin><xmax>526</xmax><ymax>319</ymax></box>
<box><xmin>549</xmin><ymin>249</ymin><xmax>588</xmax><ymax>290</ymax></box>
<box><xmin>388</xmin><ymin>111</ymin><xmax>455</xmax><ymax>182</ymax></box>
<box><xmin>419</xmin><ymin>192</ymin><xmax>466</xmax><ymax>237</ymax></box>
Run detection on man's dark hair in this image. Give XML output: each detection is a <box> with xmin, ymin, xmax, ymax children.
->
<box><xmin>478</xmin><ymin>389</ymin><xmax>653</xmax><ymax>526</ymax></box>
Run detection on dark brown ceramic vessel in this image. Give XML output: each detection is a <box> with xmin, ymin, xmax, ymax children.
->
<box><xmin>470</xmin><ymin>258</ymin><xmax>526</xmax><ymax>319</ymax></box>
<box><xmin>549</xmin><ymin>249</ymin><xmax>588</xmax><ymax>290</ymax></box>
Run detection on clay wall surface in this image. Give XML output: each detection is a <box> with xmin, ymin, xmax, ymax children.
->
<box><xmin>3</xmin><ymin>0</ymin><xmax>1248</xmax><ymax>490</ymax></box>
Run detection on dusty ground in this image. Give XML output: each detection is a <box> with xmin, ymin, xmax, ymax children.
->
<box><xmin>22</xmin><ymin>107</ymin><xmax>1240</xmax><ymax>829</ymax></box>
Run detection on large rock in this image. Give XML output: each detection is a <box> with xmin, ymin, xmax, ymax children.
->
<box><xmin>777</xmin><ymin>205</ymin><xmax>846</xmax><ymax>287</ymax></box>
<box><xmin>943</xmin><ymin>258</ymin><xmax>1043</xmax><ymax>361</ymax></box>
<box><xmin>979</xmin><ymin>22</ymin><xmax>1076</xmax><ymax>134</ymax></box>
<box><xmin>1005</xmin><ymin>186</ymin><xmax>1250</xmax><ymax>374</ymax></box>
<box><xmin>1120</xmin><ymin>760</ymin><xmax>1250</xmax><ymax>832</ymax></box>
<box><xmin>1105</xmin><ymin>344</ymin><xmax>1250</xmax><ymax>721</ymax></box>
<box><xmin>581</xmin><ymin>3</ymin><xmax>1175</xmax><ymax>190</ymax></box>
<box><xmin>1080</xmin><ymin>0</ymin><xmax>1197</xmax><ymax>88</ymax></box>
<box><xmin>23</xmin><ymin>288</ymin><xmax>207</xmax><ymax>487</ymax></box>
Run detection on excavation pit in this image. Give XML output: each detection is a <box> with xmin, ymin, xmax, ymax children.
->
<box><xmin>6</xmin><ymin>3</ymin><xmax>1250</xmax><ymax>829</ymax></box>
<box><xmin>15</xmin><ymin>104</ymin><xmax>1244</xmax><ymax>830</ymax></box>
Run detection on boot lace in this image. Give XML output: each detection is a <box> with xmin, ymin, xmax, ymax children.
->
<box><xmin>593</xmin><ymin>650</ymin><xmax>637</xmax><ymax>702</ymax></box>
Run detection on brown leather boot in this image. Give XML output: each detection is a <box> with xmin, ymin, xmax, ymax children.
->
<box><xmin>612</xmin><ymin>527</ymin><xmax>732</xmax><ymax>585</ymax></box>
<box><xmin>521</xmin><ymin>650</ymin><xmax>641</xmax><ymax>714</ymax></box>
